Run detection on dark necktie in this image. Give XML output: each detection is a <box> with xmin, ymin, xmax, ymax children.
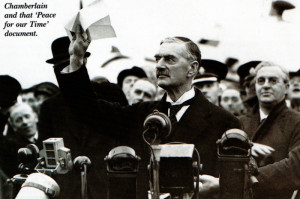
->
<box><xmin>169</xmin><ymin>104</ymin><xmax>183</xmax><ymax>128</ymax></box>
<box><xmin>168</xmin><ymin>98</ymin><xmax>194</xmax><ymax>129</ymax></box>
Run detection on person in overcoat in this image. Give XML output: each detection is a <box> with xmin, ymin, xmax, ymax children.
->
<box><xmin>39</xmin><ymin>36</ymin><xmax>128</xmax><ymax>199</ymax></box>
<box><xmin>55</xmin><ymin>28</ymin><xmax>240</xmax><ymax>199</ymax></box>
<box><xmin>239</xmin><ymin>62</ymin><xmax>300</xmax><ymax>199</ymax></box>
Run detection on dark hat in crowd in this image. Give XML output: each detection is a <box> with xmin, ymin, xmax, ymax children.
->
<box><xmin>0</xmin><ymin>75</ymin><xmax>21</xmax><ymax>109</ymax></box>
<box><xmin>193</xmin><ymin>59</ymin><xmax>228</xmax><ymax>84</ymax></box>
<box><xmin>237</xmin><ymin>61</ymin><xmax>261</xmax><ymax>86</ymax></box>
<box><xmin>34</xmin><ymin>82</ymin><xmax>59</xmax><ymax>97</ymax></box>
<box><xmin>117</xmin><ymin>66</ymin><xmax>147</xmax><ymax>88</ymax></box>
<box><xmin>289</xmin><ymin>68</ymin><xmax>300</xmax><ymax>79</ymax></box>
<box><xmin>272</xmin><ymin>0</ymin><xmax>295</xmax><ymax>12</ymax></box>
<box><xmin>46</xmin><ymin>36</ymin><xmax>90</xmax><ymax>64</ymax></box>
<box><xmin>101</xmin><ymin>46</ymin><xmax>129</xmax><ymax>68</ymax></box>
<box><xmin>225</xmin><ymin>57</ymin><xmax>239</xmax><ymax>69</ymax></box>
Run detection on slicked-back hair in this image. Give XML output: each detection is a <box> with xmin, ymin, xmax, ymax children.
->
<box><xmin>160</xmin><ymin>37</ymin><xmax>201</xmax><ymax>67</ymax></box>
<box><xmin>255</xmin><ymin>61</ymin><xmax>289</xmax><ymax>84</ymax></box>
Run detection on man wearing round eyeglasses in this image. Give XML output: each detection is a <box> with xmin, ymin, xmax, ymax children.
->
<box><xmin>238</xmin><ymin>62</ymin><xmax>300</xmax><ymax>199</ymax></box>
<box><xmin>200</xmin><ymin>62</ymin><xmax>300</xmax><ymax>198</ymax></box>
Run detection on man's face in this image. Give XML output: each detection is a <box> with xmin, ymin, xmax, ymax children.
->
<box><xmin>288</xmin><ymin>76</ymin><xmax>300</xmax><ymax>99</ymax></box>
<box><xmin>122</xmin><ymin>75</ymin><xmax>139</xmax><ymax>99</ymax></box>
<box><xmin>154</xmin><ymin>42</ymin><xmax>192</xmax><ymax>90</ymax></box>
<box><xmin>194</xmin><ymin>81</ymin><xmax>221</xmax><ymax>105</ymax></box>
<box><xmin>21</xmin><ymin>92</ymin><xmax>35</xmax><ymax>107</ymax></box>
<box><xmin>129</xmin><ymin>80</ymin><xmax>156</xmax><ymax>104</ymax></box>
<box><xmin>255</xmin><ymin>66</ymin><xmax>288</xmax><ymax>106</ymax></box>
<box><xmin>221</xmin><ymin>89</ymin><xmax>244</xmax><ymax>115</ymax></box>
<box><xmin>9</xmin><ymin>104</ymin><xmax>38</xmax><ymax>138</ymax></box>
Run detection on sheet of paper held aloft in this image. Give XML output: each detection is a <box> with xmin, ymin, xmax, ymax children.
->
<box><xmin>65</xmin><ymin>0</ymin><xmax>116</xmax><ymax>40</ymax></box>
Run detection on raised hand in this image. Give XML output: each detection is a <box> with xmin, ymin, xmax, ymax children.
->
<box><xmin>68</xmin><ymin>24</ymin><xmax>91</xmax><ymax>72</ymax></box>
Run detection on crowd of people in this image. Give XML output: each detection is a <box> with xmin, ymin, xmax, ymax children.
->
<box><xmin>1</xmin><ymin>3</ymin><xmax>300</xmax><ymax>198</ymax></box>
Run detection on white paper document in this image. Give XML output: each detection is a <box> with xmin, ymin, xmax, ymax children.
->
<box><xmin>65</xmin><ymin>0</ymin><xmax>116</xmax><ymax>40</ymax></box>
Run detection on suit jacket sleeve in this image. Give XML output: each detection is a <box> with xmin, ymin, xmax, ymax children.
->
<box><xmin>54</xmin><ymin>66</ymin><xmax>148</xmax><ymax>140</ymax></box>
<box><xmin>255</xmin><ymin>145</ymin><xmax>300</xmax><ymax>195</ymax></box>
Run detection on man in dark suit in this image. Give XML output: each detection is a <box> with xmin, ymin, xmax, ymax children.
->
<box><xmin>239</xmin><ymin>61</ymin><xmax>300</xmax><ymax>199</ymax></box>
<box><xmin>55</xmin><ymin>26</ymin><xmax>240</xmax><ymax>198</ymax></box>
<box><xmin>1</xmin><ymin>103</ymin><xmax>40</xmax><ymax>178</ymax></box>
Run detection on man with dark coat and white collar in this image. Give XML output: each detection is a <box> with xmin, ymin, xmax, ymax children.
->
<box><xmin>1</xmin><ymin>103</ymin><xmax>40</xmax><ymax>178</ymax></box>
<box><xmin>54</xmin><ymin>26</ymin><xmax>240</xmax><ymax>199</ymax></box>
<box><xmin>239</xmin><ymin>61</ymin><xmax>300</xmax><ymax>199</ymax></box>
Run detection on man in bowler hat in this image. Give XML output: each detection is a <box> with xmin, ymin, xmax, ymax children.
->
<box><xmin>117</xmin><ymin>66</ymin><xmax>148</xmax><ymax>101</ymax></box>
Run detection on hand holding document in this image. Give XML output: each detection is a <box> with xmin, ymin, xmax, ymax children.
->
<box><xmin>65</xmin><ymin>0</ymin><xmax>116</xmax><ymax>40</ymax></box>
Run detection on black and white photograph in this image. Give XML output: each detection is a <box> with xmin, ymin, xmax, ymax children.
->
<box><xmin>1</xmin><ymin>0</ymin><xmax>300</xmax><ymax>198</ymax></box>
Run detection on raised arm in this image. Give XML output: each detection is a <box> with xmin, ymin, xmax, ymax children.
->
<box><xmin>65</xmin><ymin>24</ymin><xmax>91</xmax><ymax>73</ymax></box>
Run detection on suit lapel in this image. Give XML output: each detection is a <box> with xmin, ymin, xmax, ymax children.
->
<box><xmin>153</xmin><ymin>93</ymin><xmax>169</xmax><ymax>115</ymax></box>
<box><xmin>246</xmin><ymin>110</ymin><xmax>261</xmax><ymax>140</ymax></box>
<box><xmin>252</xmin><ymin>101</ymin><xmax>286</xmax><ymax>141</ymax></box>
<box><xmin>171</xmin><ymin>89</ymin><xmax>211</xmax><ymax>143</ymax></box>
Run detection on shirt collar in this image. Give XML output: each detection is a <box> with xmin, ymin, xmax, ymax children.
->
<box><xmin>259</xmin><ymin>108</ymin><xmax>268</xmax><ymax>121</ymax></box>
<box><xmin>166</xmin><ymin>88</ymin><xmax>195</xmax><ymax>105</ymax></box>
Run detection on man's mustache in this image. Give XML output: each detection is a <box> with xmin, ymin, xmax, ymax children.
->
<box><xmin>156</xmin><ymin>70</ymin><xmax>169</xmax><ymax>78</ymax></box>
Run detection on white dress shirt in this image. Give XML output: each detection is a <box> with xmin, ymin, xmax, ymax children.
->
<box><xmin>166</xmin><ymin>88</ymin><xmax>195</xmax><ymax>122</ymax></box>
<box><xmin>259</xmin><ymin>108</ymin><xmax>268</xmax><ymax>122</ymax></box>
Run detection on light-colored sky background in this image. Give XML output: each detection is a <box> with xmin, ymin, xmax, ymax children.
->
<box><xmin>1</xmin><ymin>0</ymin><xmax>300</xmax><ymax>88</ymax></box>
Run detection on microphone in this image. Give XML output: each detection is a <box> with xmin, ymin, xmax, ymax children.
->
<box><xmin>73</xmin><ymin>156</ymin><xmax>91</xmax><ymax>199</ymax></box>
<box><xmin>143</xmin><ymin>110</ymin><xmax>171</xmax><ymax>139</ymax></box>
<box><xmin>18</xmin><ymin>144</ymin><xmax>39</xmax><ymax>164</ymax></box>
<box><xmin>73</xmin><ymin>156</ymin><xmax>91</xmax><ymax>172</ymax></box>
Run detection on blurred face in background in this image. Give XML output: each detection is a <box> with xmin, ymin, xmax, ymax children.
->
<box><xmin>20</xmin><ymin>92</ymin><xmax>36</xmax><ymax>108</ymax></box>
<box><xmin>129</xmin><ymin>79</ymin><xmax>156</xmax><ymax>104</ymax></box>
<box><xmin>221</xmin><ymin>89</ymin><xmax>245</xmax><ymax>116</ymax></box>
<box><xmin>122</xmin><ymin>75</ymin><xmax>139</xmax><ymax>100</ymax></box>
<box><xmin>194</xmin><ymin>81</ymin><xmax>221</xmax><ymax>105</ymax></box>
<box><xmin>8</xmin><ymin>103</ymin><xmax>38</xmax><ymax>138</ymax></box>
<box><xmin>288</xmin><ymin>76</ymin><xmax>300</xmax><ymax>100</ymax></box>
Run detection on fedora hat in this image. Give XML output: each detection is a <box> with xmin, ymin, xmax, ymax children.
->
<box><xmin>46</xmin><ymin>37</ymin><xmax>90</xmax><ymax>64</ymax></box>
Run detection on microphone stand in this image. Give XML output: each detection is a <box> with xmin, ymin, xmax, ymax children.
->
<box><xmin>74</xmin><ymin>156</ymin><xmax>91</xmax><ymax>199</ymax></box>
<box><xmin>151</xmin><ymin>145</ymin><xmax>161</xmax><ymax>199</ymax></box>
<box><xmin>143</xmin><ymin>110</ymin><xmax>172</xmax><ymax>199</ymax></box>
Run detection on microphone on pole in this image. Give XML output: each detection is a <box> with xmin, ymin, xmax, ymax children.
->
<box><xmin>74</xmin><ymin>156</ymin><xmax>91</xmax><ymax>199</ymax></box>
<box><xmin>143</xmin><ymin>110</ymin><xmax>172</xmax><ymax>141</ymax></box>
